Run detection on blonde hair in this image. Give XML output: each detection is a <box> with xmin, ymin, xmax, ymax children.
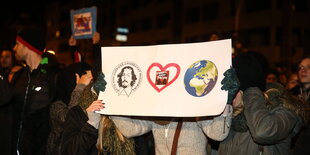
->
<box><xmin>233</xmin><ymin>91</ymin><xmax>244</xmax><ymax>117</ymax></box>
<box><xmin>279</xmin><ymin>91</ymin><xmax>309</xmax><ymax>122</ymax></box>
<box><xmin>265</xmin><ymin>89</ymin><xmax>309</xmax><ymax>123</ymax></box>
<box><xmin>96</xmin><ymin>116</ymin><xmax>135</xmax><ymax>155</ymax></box>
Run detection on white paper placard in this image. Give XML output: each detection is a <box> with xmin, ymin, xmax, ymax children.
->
<box><xmin>97</xmin><ymin>39</ymin><xmax>232</xmax><ymax>117</ymax></box>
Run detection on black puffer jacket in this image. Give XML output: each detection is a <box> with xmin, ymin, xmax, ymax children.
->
<box><xmin>10</xmin><ymin>53</ymin><xmax>61</xmax><ymax>155</ymax></box>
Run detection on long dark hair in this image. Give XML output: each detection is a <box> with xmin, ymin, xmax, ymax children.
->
<box><xmin>55</xmin><ymin>62</ymin><xmax>91</xmax><ymax>105</ymax></box>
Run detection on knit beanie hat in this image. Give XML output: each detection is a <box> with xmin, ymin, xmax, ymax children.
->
<box><xmin>233</xmin><ymin>52</ymin><xmax>266</xmax><ymax>91</ymax></box>
<box><xmin>16</xmin><ymin>28</ymin><xmax>46</xmax><ymax>55</ymax></box>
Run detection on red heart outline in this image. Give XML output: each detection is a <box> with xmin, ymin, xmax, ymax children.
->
<box><xmin>147</xmin><ymin>63</ymin><xmax>181</xmax><ymax>92</ymax></box>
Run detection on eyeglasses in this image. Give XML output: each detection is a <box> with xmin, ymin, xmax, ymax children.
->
<box><xmin>298</xmin><ymin>65</ymin><xmax>310</xmax><ymax>71</ymax></box>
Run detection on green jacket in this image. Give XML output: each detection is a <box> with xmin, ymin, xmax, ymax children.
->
<box><xmin>218</xmin><ymin>87</ymin><xmax>303</xmax><ymax>155</ymax></box>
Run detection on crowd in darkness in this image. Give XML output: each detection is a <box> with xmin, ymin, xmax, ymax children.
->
<box><xmin>0</xmin><ymin>26</ymin><xmax>309</xmax><ymax>155</ymax></box>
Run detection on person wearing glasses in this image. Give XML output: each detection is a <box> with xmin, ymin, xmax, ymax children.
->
<box><xmin>290</xmin><ymin>55</ymin><xmax>310</xmax><ymax>103</ymax></box>
<box><xmin>290</xmin><ymin>55</ymin><xmax>310</xmax><ymax>155</ymax></box>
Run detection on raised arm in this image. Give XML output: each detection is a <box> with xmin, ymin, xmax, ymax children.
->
<box><xmin>110</xmin><ymin>116</ymin><xmax>153</xmax><ymax>138</ymax></box>
<box><xmin>61</xmin><ymin>106</ymin><xmax>99</xmax><ymax>155</ymax></box>
<box><xmin>197</xmin><ymin>104</ymin><xmax>232</xmax><ymax>141</ymax></box>
<box><xmin>68</xmin><ymin>72</ymin><xmax>92</xmax><ymax>108</ymax></box>
<box><xmin>243</xmin><ymin>87</ymin><xmax>301</xmax><ymax>144</ymax></box>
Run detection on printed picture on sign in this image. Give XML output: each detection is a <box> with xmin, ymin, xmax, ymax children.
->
<box><xmin>70</xmin><ymin>6</ymin><xmax>97</xmax><ymax>39</ymax></box>
<box><xmin>112</xmin><ymin>62</ymin><xmax>142</xmax><ymax>97</ymax></box>
<box><xmin>155</xmin><ymin>71</ymin><xmax>169</xmax><ymax>85</ymax></box>
<box><xmin>147</xmin><ymin>63</ymin><xmax>180</xmax><ymax>93</ymax></box>
<box><xmin>184</xmin><ymin>60</ymin><xmax>218</xmax><ymax>97</ymax></box>
<box><xmin>74</xmin><ymin>13</ymin><xmax>91</xmax><ymax>33</ymax></box>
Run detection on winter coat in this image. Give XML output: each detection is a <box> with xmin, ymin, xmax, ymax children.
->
<box><xmin>10</xmin><ymin>53</ymin><xmax>61</xmax><ymax>155</ymax></box>
<box><xmin>290</xmin><ymin>85</ymin><xmax>310</xmax><ymax>103</ymax></box>
<box><xmin>0</xmin><ymin>76</ymin><xmax>13</xmax><ymax>155</ymax></box>
<box><xmin>218</xmin><ymin>87</ymin><xmax>303</xmax><ymax>155</ymax></box>
<box><xmin>0</xmin><ymin>74</ymin><xmax>12</xmax><ymax>105</ymax></box>
<box><xmin>47</xmin><ymin>84</ymin><xmax>87</xmax><ymax>155</ymax></box>
<box><xmin>60</xmin><ymin>83</ymin><xmax>101</xmax><ymax>155</ymax></box>
<box><xmin>61</xmin><ymin>105</ymin><xmax>99</xmax><ymax>155</ymax></box>
<box><xmin>61</xmin><ymin>83</ymin><xmax>136</xmax><ymax>155</ymax></box>
<box><xmin>290</xmin><ymin>85</ymin><xmax>310</xmax><ymax>155</ymax></box>
<box><xmin>110</xmin><ymin>108</ymin><xmax>232</xmax><ymax>155</ymax></box>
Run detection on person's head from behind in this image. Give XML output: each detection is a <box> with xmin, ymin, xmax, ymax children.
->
<box><xmin>13</xmin><ymin>27</ymin><xmax>46</xmax><ymax>61</ymax></box>
<box><xmin>233</xmin><ymin>52</ymin><xmax>266</xmax><ymax>91</ymax></box>
<box><xmin>117</xmin><ymin>66</ymin><xmax>137</xmax><ymax>88</ymax></box>
<box><xmin>297</xmin><ymin>55</ymin><xmax>310</xmax><ymax>89</ymax></box>
<box><xmin>56</xmin><ymin>62</ymin><xmax>91</xmax><ymax>105</ymax></box>
<box><xmin>0</xmin><ymin>50</ymin><xmax>15</xmax><ymax>68</ymax></box>
<box><xmin>209</xmin><ymin>33</ymin><xmax>220</xmax><ymax>41</ymax></box>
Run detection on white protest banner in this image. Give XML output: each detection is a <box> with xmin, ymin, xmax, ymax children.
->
<box><xmin>97</xmin><ymin>39</ymin><xmax>232</xmax><ymax>117</ymax></box>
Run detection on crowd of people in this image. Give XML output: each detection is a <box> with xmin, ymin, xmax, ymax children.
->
<box><xmin>0</xmin><ymin>27</ymin><xmax>309</xmax><ymax>155</ymax></box>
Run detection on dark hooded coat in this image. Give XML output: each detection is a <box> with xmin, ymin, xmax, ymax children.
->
<box><xmin>218</xmin><ymin>87</ymin><xmax>303</xmax><ymax>155</ymax></box>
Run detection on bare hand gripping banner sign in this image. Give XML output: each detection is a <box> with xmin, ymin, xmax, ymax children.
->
<box><xmin>97</xmin><ymin>39</ymin><xmax>232</xmax><ymax>117</ymax></box>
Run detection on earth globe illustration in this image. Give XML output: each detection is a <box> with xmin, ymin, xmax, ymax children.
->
<box><xmin>184</xmin><ymin>60</ymin><xmax>218</xmax><ymax>97</ymax></box>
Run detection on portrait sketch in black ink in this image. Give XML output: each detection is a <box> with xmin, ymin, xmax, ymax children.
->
<box><xmin>117</xmin><ymin>66</ymin><xmax>137</xmax><ymax>96</ymax></box>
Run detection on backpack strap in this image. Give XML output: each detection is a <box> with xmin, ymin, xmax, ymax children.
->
<box><xmin>171</xmin><ymin>118</ymin><xmax>183</xmax><ymax>155</ymax></box>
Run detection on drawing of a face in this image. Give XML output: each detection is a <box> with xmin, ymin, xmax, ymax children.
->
<box><xmin>117</xmin><ymin>66</ymin><xmax>137</xmax><ymax>88</ymax></box>
<box><xmin>112</xmin><ymin>62</ymin><xmax>142</xmax><ymax>97</ymax></box>
<box><xmin>121</xmin><ymin>68</ymin><xmax>132</xmax><ymax>87</ymax></box>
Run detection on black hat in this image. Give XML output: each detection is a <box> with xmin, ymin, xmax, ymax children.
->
<box><xmin>233</xmin><ymin>52</ymin><xmax>266</xmax><ymax>91</ymax></box>
<box><xmin>56</xmin><ymin>62</ymin><xmax>91</xmax><ymax>105</ymax></box>
<box><xmin>16</xmin><ymin>28</ymin><xmax>46</xmax><ymax>55</ymax></box>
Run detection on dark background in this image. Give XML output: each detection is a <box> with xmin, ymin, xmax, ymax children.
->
<box><xmin>0</xmin><ymin>0</ymin><xmax>309</xmax><ymax>69</ymax></box>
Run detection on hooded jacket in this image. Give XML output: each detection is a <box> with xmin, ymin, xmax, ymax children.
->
<box><xmin>218</xmin><ymin>87</ymin><xmax>303</xmax><ymax>155</ymax></box>
<box><xmin>10</xmin><ymin>52</ymin><xmax>61</xmax><ymax>155</ymax></box>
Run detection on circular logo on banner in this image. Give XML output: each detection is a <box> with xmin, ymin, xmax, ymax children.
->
<box><xmin>112</xmin><ymin>61</ymin><xmax>142</xmax><ymax>97</ymax></box>
<box><xmin>184</xmin><ymin>60</ymin><xmax>218</xmax><ymax>97</ymax></box>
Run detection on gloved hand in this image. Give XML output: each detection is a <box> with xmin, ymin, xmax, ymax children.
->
<box><xmin>221</xmin><ymin>67</ymin><xmax>240</xmax><ymax>104</ymax></box>
<box><xmin>93</xmin><ymin>72</ymin><xmax>107</xmax><ymax>94</ymax></box>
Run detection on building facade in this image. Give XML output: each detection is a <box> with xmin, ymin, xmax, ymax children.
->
<box><xmin>45</xmin><ymin>0</ymin><xmax>309</xmax><ymax>69</ymax></box>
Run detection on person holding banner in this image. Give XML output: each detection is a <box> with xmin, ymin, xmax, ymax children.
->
<box><xmin>47</xmin><ymin>62</ymin><xmax>92</xmax><ymax>155</ymax></box>
<box><xmin>68</xmin><ymin>32</ymin><xmax>101</xmax><ymax>63</ymax></box>
<box><xmin>109</xmin><ymin>105</ymin><xmax>232</xmax><ymax>155</ymax></box>
<box><xmin>61</xmin><ymin>72</ymin><xmax>137</xmax><ymax>155</ymax></box>
<box><xmin>218</xmin><ymin>52</ymin><xmax>308</xmax><ymax>155</ymax></box>
<box><xmin>60</xmin><ymin>68</ymin><xmax>237</xmax><ymax>155</ymax></box>
<box><xmin>106</xmin><ymin>68</ymin><xmax>238</xmax><ymax>155</ymax></box>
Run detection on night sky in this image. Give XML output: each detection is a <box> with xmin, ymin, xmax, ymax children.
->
<box><xmin>1</xmin><ymin>1</ymin><xmax>54</xmax><ymax>24</ymax></box>
<box><xmin>0</xmin><ymin>0</ymin><xmax>58</xmax><ymax>50</ymax></box>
